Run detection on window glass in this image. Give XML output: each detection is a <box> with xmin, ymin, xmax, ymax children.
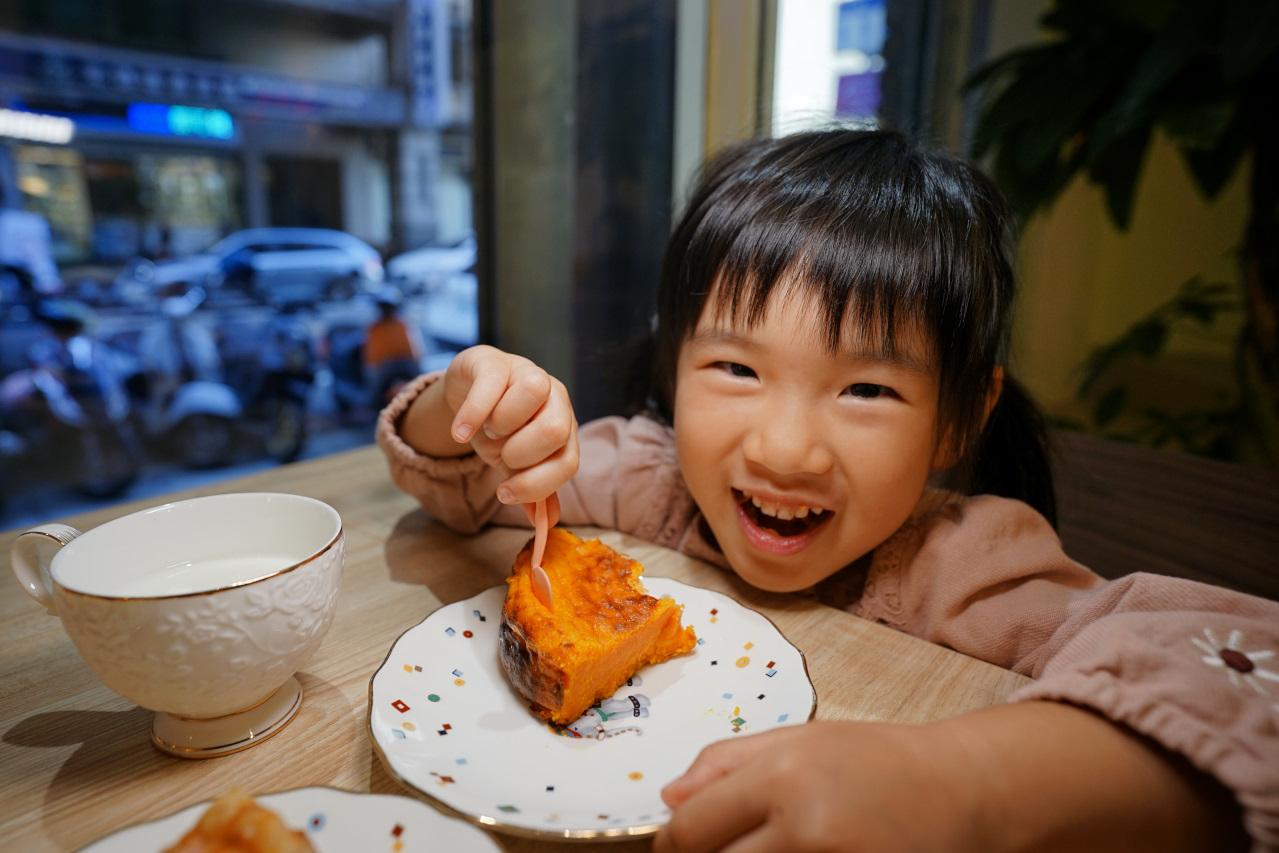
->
<box><xmin>0</xmin><ymin>1</ymin><xmax>476</xmax><ymax>529</ymax></box>
<box><xmin>772</xmin><ymin>0</ymin><xmax>887</xmax><ymax>135</ymax></box>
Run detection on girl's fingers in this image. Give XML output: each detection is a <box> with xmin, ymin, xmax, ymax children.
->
<box><xmin>482</xmin><ymin>364</ymin><xmax>554</xmax><ymax>439</ymax></box>
<box><xmin>653</xmin><ymin>762</ymin><xmax>769</xmax><ymax>853</ymax></box>
<box><xmin>446</xmin><ymin>348</ymin><xmax>514</xmax><ymax>442</ymax></box>
<box><xmin>449</xmin><ymin>352</ymin><xmax>563</xmax><ymax>455</ymax></box>
<box><xmin>496</xmin><ymin>434</ymin><xmax>578</xmax><ymax>504</ymax></box>
<box><xmin>468</xmin><ymin>442</ymin><xmax>514</xmax><ymax>486</ymax></box>
<box><xmin>498</xmin><ymin>401</ymin><xmax>576</xmax><ymax>472</ymax></box>
<box><xmin>443</xmin><ymin>347</ymin><xmax>577</xmax><ymax>507</ymax></box>
<box><xmin>661</xmin><ymin>731</ymin><xmax>781</xmax><ymax>808</ymax></box>
<box><xmin>473</xmin><ymin>415</ymin><xmax>577</xmax><ymax>506</ymax></box>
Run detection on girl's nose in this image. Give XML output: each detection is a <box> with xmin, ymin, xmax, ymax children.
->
<box><xmin>741</xmin><ymin>409</ymin><xmax>834</xmax><ymax>476</ymax></box>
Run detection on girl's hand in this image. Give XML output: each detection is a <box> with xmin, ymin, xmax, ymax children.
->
<box><xmin>654</xmin><ymin>720</ymin><xmax>975</xmax><ymax>853</ymax></box>
<box><xmin>401</xmin><ymin>345</ymin><xmax>578</xmax><ymax>508</ymax></box>
<box><xmin>654</xmin><ymin>705</ymin><xmax>1245</xmax><ymax>853</ymax></box>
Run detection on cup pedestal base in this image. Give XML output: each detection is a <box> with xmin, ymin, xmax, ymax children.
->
<box><xmin>151</xmin><ymin>676</ymin><xmax>303</xmax><ymax>759</ymax></box>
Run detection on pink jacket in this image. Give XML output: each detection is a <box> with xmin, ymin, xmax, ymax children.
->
<box><xmin>378</xmin><ymin>373</ymin><xmax>1279</xmax><ymax>849</ymax></box>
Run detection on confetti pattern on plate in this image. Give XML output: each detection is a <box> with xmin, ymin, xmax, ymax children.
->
<box><xmin>368</xmin><ymin>576</ymin><xmax>815</xmax><ymax>839</ymax></box>
<box><xmin>78</xmin><ymin>787</ymin><xmax>501</xmax><ymax>852</ymax></box>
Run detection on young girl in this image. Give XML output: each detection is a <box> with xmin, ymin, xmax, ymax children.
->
<box><xmin>378</xmin><ymin>129</ymin><xmax>1278</xmax><ymax>852</ymax></box>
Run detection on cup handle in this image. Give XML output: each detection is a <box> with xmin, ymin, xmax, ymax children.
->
<box><xmin>11</xmin><ymin>523</ymin><xmax>83</xmax><ymax>615</ymax></box>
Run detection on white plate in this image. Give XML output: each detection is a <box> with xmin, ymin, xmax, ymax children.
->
<box><xmin>368</xmin><ymin>577</ymin><xmax>816</xmax><ymax>840</ymax></box>
<box><xmin>79</xmin><ymin>786</ymin><xmax>502</xmax><ymax>852</ymax></box>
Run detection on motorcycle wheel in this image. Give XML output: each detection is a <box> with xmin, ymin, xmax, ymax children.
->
<box><xmin>175</xmin><ymin>413</ymin><xmax>236</xmax><ymax>469</ymax></box>
<box><xmin>264</xmin><ymin>398</ymin><xmax>308</xmax><ymax>464</ymax></box>
<box><xmin>76</xmin><ymin>424</ymin><xmax>140</xmax><ymax>498</ymax></box>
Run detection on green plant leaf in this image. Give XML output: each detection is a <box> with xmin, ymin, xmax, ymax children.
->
<box><xmin>1174</xmin><ymin>276</ymin><xmax>1238</xmax><ymax>322</ymax></box>
<box><xmin>1221</xmin><ymin>0</ymin><xmax>1279</xmax><ymax>84</ymax></box>
<box><xmin>989</xmin><ymin>126</ymin><xmax>1080</xmax><ymax>221</ymax></box>
<box><xmin>1184</xmin><ymin>278</ymin><xmax>1231</xmax><ymax>295</ymax></box>
<box><xmin>1072</xmin><ymin>276</ymin><xmax>1236</xmax><ymax>400</ymax></box>
<box><xmin>1130</xmin><ymin>318</ymin><xmax>1168</xmax><ymax>356</ymax></box>
<box><xmin>962</xmin><ymin>44</ymin><xmax>1044</xmax><ymax>93</ymax></box>
<box><xmin>968</xmin><ymin>45</ymin><xmax>1079</xmax><ymax>160</ymax></box>
<box><xmin>1087</xmin><ymin>120</ymin><xmax>1154</xmax><ymax>228</ymax></box>
<box><xmin>1049</xmin><ymin>415</ymin><xmax>1089</xmax><ymax>432</ymax></box>
<box><xmin>1158</xmin><ymin>100</ymin><xmax>1236</xmax><ymax>149</ymax></box>
<box><xmin>1076</xmin><ymin>331</ymin><xmax>1140</xmax><ymax>397</ymax></box>
<box><xmin>1180</xmin><ymin>112</ymin><xmax>1249</xmax><ymax>198</ymax></box>
<box><xmin>1017</xmin><ymin>46</ymin><xmax>1132</xmax><ymax>177</ymax></box>
<box><xmin>1110</xmin><ymin>6</ymin><xmax>1211</xmax><ymax>121</ymax></box>
<box><xmin>1094</xmin><ymin>385</ymin><xmax>1129</xmax><ymax>427</ymax></box>
<box><xmin>1038</xmin><ymin>2</ymin><xmax>1102</xmax><ymax>36</ymax></box>
<box><xmin>1076</xmin><ymin>351</ymin><xmax>1117</xmax><ymax>398</ymax></box>
<box><xmin>1177</xmin><ymin>299</ymin><xmax>1219</xmax><ymax>323</ymax></box>
<box><xmin>1100</xmin><ymin>0</ymin><xmax>1183</xmax><ymax>32</ymax></box>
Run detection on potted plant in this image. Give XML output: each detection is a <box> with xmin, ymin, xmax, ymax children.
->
<box><xmin>964</xmin><ymin>0</ymin><xmax>1278</xmax><ymax>465</ymax></box>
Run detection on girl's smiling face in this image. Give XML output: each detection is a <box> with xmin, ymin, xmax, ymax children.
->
<box><xmin>673</xmin><ymin>285</ymin><xmax>948</xmax><ymax>593</ymax></box>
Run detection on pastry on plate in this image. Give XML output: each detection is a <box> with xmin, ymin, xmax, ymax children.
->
<box><xmin>162</xmin><ymin>787</ymin><xmax>314</xmax><ymax>853</ymax></box>
<box><xmin>499</xmin><ymin>528</ymin><xmax>697</xmax><ymax>725</ymax></box>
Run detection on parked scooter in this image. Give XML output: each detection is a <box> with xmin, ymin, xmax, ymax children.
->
<box><xmin>135</xmin><ymin>286</ymin><xmax>242</xmax><ymax>468</ymax></box>
<box><xmin>220</xmin><ymin>302</ymin><xmax>314</xmax><ymax>464</ymax></box>
<box><xmin>136</xmin><ymin>286</ymin><xmax>314</xmax><ymax>468</ymax></box>
<box><xmin>322</xmin><ymin>321</ymin><xmax>375</xmax><ymax>421</ymax></box>
<box><xmin>0</xmin><ymin>297</ymin><xmax>142</xmax><ymax>498</ymax></box>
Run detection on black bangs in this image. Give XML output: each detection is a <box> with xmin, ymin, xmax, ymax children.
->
<box><xmin>700</xmin><ymin>193</ymin><xmax>944</xmax><ymax>364</ymax></box>
<box><xmin>652</xmin><ymin>128</ymin><xmax>1014</xmax><ymax>455</ymax></box>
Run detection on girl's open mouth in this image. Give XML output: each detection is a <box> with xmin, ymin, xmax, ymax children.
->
<box><xmin>733</xmin><ymin>489</ymin><xmax>832</xmax><ymax>539</ymax></box>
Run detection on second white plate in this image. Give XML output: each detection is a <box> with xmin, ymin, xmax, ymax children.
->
<box><xmin>79</xmin><ymin>787</ymin><xmax>501</xmax><ymax>852</ymax></box>
<box><xmin>368</xmin><ymin>576</ymin><xmax>815</xmax><ymax>840</ymax></box>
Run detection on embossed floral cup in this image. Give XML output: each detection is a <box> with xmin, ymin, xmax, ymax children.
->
<box><xmin>10</xmin><ymin>492</ymin><xmax>344</xmax><ymax>758</ymax></box>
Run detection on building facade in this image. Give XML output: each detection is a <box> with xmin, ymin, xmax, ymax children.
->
<box><xmin>0</xmin><ymin>0</ymin><xmax>472</xmax><ymax>276</ymax></box>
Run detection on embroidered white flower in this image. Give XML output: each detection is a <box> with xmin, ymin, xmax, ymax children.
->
<box><xmin>1193</xmin><ymin>628</ymin><xmax>1279</xmax><ymax>695</ymax></box>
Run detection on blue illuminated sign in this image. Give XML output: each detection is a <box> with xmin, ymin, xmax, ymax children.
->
<box><xmin>837</xmin><ymin>0</ymin><xmax>887</xmax><ymax>55</ymax></box>
<box><xmin>126</xmin><ymin>102</ymin><xmax>235</xmax><ymax>139</ymax></box>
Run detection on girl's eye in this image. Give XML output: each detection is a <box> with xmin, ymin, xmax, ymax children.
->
<box><xmin>715</xmin><ymin>362</ymin><xmax>757</xmax><ymax>379</ymax></box>
<box><xmin>844</xmin><ymin>383</ymin><xmax>891</xmax><ymax>399</ymax></box>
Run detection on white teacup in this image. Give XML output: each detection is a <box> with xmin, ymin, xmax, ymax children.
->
<box><xmin>10</xmin><ymin>492</ymin><xmax>344</xmax><ymax>758</ymax></box>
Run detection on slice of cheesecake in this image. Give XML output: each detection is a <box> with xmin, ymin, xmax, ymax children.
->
<box><xmin>499</xmin><ymin>528</ymin><xmax>697</xmax><ymax>725</ymax></box>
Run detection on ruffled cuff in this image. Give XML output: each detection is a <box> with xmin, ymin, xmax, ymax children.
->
<box><xmin>375</xmin><ymin>371</ymin><xmax>507</xmax><ymax>533</ymax></box>
<box><xmin>376</xmin><ymin>371</ymin><xmax>480</xmax><ymax>472</ymax></box>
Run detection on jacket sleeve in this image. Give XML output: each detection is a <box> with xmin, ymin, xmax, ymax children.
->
<box><xmin>376</xmin><ymin>372</ymin><xmax>514</xmax><ymax>533</ymax></box>
<box><xmin>857</xmin><ymin>495</ymin><xmax>1279</xmax><ymax>850</ymax></box>
<box><xmin>376</xmin><ymin>373</ymin><xmax>697</xmax><ymax>544</ymax></box>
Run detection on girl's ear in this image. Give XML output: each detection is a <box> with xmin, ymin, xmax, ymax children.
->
<box><xmin>930</xmin><ymin>366</ymin><xmax>1005</xmax><ymax>472</ymax></box>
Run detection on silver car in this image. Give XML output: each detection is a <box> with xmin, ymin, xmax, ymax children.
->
<box><xmin>113</xmin><ymin>227</ymin><xmax>384</xmax><ymax>307</ymax></box>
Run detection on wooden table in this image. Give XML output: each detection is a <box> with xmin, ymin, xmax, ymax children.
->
<box><xmin>0</xmin><ymin>445</ymin><xmax>1030</xmax><ymax>852</ymax></box>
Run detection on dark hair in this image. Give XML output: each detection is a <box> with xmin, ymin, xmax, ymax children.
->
<box><xmin>642</xmin><ymin>128</ymin><xmax>1057</xmax><ymax>524</ymax></box>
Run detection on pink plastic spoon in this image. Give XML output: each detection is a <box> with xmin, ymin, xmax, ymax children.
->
<box><xmin>530</xmin><ymin>498</ymin><xmax>552</xmax><ymax>609</ymax></box>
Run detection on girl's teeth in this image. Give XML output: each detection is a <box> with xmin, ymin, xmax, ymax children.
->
<box><xmin>744</xmin><ymin>492</ymin><xmax>821</xmax><ymax>519</ymax></box>
<box><xmin>751</xmin><ymin>495</ymin><xmax>780</xmax><ymax>517</ymax></box>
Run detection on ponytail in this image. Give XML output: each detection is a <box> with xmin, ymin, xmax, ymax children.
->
<box><xmin>965</xmin><ymin>375</ymin><xmax>1057</xmax><ymax>527</ymax></box>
